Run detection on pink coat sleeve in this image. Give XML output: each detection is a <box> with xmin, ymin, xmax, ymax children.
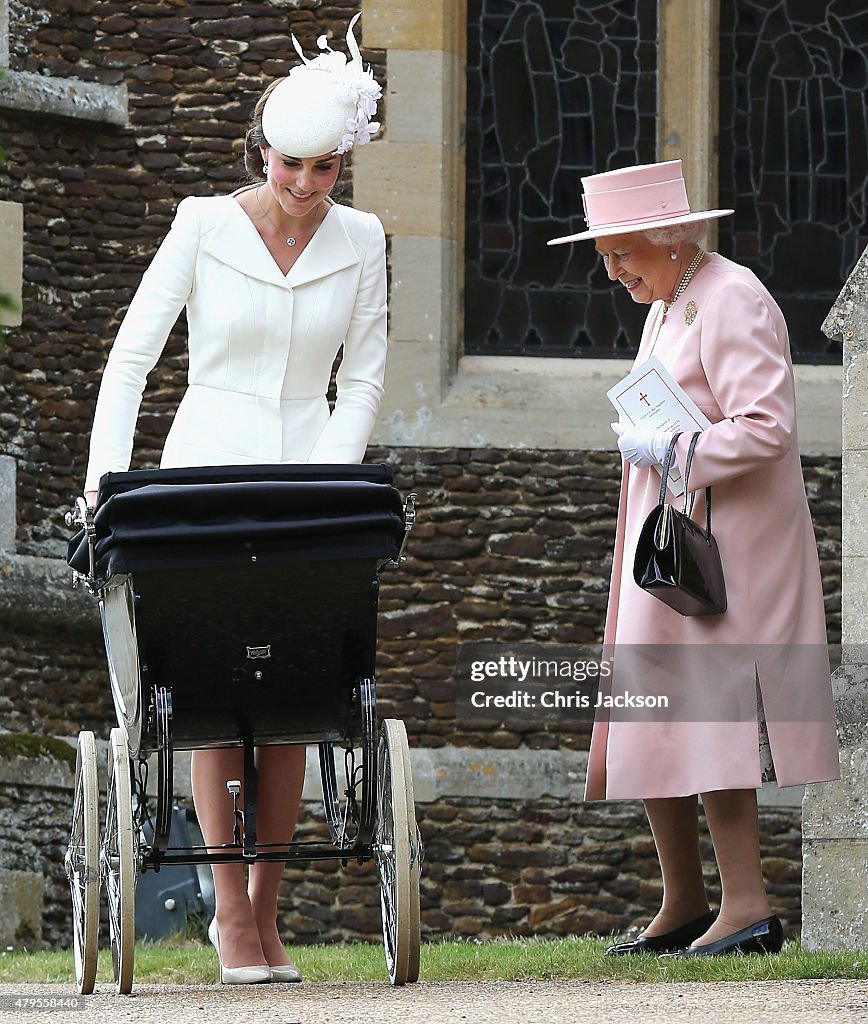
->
<box><xmin>676</xmin><ymin>278</ymin><xmax>797</xmax><ymax>492</ymax></box>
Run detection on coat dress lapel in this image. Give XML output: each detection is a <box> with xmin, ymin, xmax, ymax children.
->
<box><xmin>201</xmin><ymin>197</ymin><xmax>361</xmax><ymax>290</ymax></box>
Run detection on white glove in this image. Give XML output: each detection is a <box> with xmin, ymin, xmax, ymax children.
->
<box><xmin>611</xmin><ymin>422</ymin><xmax>673</xmax><ymax>468</ymax></box>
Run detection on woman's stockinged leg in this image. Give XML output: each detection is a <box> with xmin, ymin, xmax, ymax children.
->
<box><xmin>190</xmin><ymin>747</ymin><xmax>266</xmax><ymax>969</ymax></box>
<box><xmin>642</xmin><ymin>795</ymin><xmax>710</xmax><ymax>934</ymax></box>
<box><xmin>247</xmin><ymin>743</ymin><xmax>307</xmax><ymax>968</ymax></box>
<box><xmin>694</xmin><ymin>787</ymin><xmax>771</xmax><ymax>944</ymax></box>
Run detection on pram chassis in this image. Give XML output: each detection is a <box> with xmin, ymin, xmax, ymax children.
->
<box><xmin>63</xmin><ymin>467</ymin><xmax>421</xmax><ymax>993</ymax></box>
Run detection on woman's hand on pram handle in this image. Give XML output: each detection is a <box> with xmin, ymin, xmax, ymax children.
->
<box><xmin>65</xmin><ymin>496</ymin><xmax>95</xmax><ymax>530</ymax></box>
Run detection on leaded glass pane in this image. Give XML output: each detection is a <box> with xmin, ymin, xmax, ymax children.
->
<box><xmin>465</xmin><ymin>0</ymin><xmax>658</xmax><ymax>357</ymax></box>
<box><xmin>718</xmin><ymin>0</ymin><xmax>867</xmax><ymax>363</ymax></box>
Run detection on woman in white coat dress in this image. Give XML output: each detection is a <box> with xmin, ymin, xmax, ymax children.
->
<box><xmin>84</xmin><ymin>16</ymin><xmax>386</xmax><ymax>984</ymax></box>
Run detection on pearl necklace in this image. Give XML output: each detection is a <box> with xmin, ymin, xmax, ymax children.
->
<box><xmin>661</xmin><ymin>249</ymin><xmax>705</xmax><ymax>323</ymax></box>
<box><xmin>255</xmin><ymin>185</ymin><xmax>308</xmax><ymax>247</ymax></box>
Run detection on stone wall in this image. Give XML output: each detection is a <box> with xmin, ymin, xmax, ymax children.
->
<box><xmin>1</xmin><ymin>745</ymin><xmax>804</xmax><ymax>950</ymax></box>
<box><xmin>282</xmin><ymin>796</ymin><xmax>804</xmax><ymax>945</ymax></box>
<box><xmin>0</xmin><ymin>627</ymin><xmax>110</xmax><ymax>735</ymax></box>
<box><xmin>0</xmin><ymin>0</ymin><xmax>381</xmax><ymax>557</ymax></box>
<box><xmin>0</xmin><ymin>448</ymin><xmax>843</xmax><ymax>750</ymax></box>
<box><xmin>803</xmin><ymin>246</ymin><xmax>868</xmax><ymax>951</ymax></box>
<box><xmin>0</xmin><ymin>446</ymin><xmax>842</xmax><ymax>949</ymax></box>
<box><xmin>0</xmin><ymin>0</ymin><xmax>843</xmax><ymax>952</ymax></box>
<box><xmin>0</xmin><ymin>745</ymin><xmax>77</xmax><ymax>949</ymax></box>
<box><xmin>372</xmin><ymin>448</ymin><xmax>842</xmax><ymax>752</ymax></box>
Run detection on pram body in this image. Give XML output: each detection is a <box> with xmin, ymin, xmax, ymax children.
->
<box><xmin>64</xmin><ymin>464</ymin><xmax>421</xmax><ymax>992</ymax></box>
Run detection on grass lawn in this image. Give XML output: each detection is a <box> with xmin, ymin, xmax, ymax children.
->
<box><xmin>1</xmin><ymin>936</ymin><xmax>866</xmax><ymax>986</ymax></box>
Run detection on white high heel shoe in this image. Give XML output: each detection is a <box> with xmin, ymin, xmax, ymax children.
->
<box><xmin>269</xmin><ymin>962</ymin><xmax>303</xmax><ymax>983</ymax></box>
<box><xmin>207</xmin><ymin>919</ymin><xmax>271</xmax><ymax>985</ymax></box>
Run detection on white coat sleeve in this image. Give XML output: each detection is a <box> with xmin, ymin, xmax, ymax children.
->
<box><xmin>306</xmin><ymin>213</ymin><xmax>387</xmax><ymax>464</ymax></box>
<box><xmin>84</xmin><ymin>198</ymin><xmax>200</xmax><ymax>492</ymax></box>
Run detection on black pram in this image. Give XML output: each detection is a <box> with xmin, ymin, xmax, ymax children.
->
<box><xmin>64</xmin><ymin>464</ymin><xmax>421</xmax><ymax>993</ymax></box>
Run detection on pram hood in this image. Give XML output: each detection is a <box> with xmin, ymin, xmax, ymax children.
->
<box><xmin>67</xmin><ymin>464</ymin><xmax>406</xmax><ymax>576</ymax></box>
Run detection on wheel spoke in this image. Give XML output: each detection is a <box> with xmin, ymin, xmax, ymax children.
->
<box><xmin>67</xmin><ymin>732</ymin><xmax>99</xmax><ymax>995</ymax></box>
<box><xmin>375</xmin><ymin>720</ymin><xmax>416</xmax><ymax>985</ymax></box>
<box><xmin>101</xmin><ymin>728</ymin><xmax>135</xmax><ymax>994</ymax></box>
<box><xmin>400</xmin><ymin>727</ymin><xmax>421</xmax><ymax>984</ymax></box>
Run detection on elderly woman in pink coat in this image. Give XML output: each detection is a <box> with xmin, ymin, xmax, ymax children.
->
<box><xmin>549</xmin><ymin>160</ymin><xmax>839</xmax><ymax>957</ymax></box>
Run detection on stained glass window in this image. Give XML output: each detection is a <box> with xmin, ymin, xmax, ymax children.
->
<box><xmin>464</xmin><ymin>0</ymin><xmax>658</xmax><ymax>357</ymax></box>
<box><xmin>718</xmin><ymin>0</ymin><xmax>867</xmax><ymax>363</ymax></box>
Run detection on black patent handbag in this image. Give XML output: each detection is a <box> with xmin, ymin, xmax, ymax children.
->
<box><xmin>632</xmin><ymin>431</ymin><xmax>727</xmax><ymax>616</ymax></box>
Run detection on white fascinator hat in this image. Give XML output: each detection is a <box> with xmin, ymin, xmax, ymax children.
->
<box><xmin>262</xmin><ymin>13</ymin><xmax>382</xmax><ymax>158</ymax></box>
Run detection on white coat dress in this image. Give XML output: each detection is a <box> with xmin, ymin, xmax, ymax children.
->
<box><xmin>85</xmin><ymin>194</ymin><xmax>387</xmax><ymax>491</ymax></box>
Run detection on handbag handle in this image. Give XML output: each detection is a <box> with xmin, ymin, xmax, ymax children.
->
<box><xmin>658</xmin><ymin>432</ymin><xmax>713</xmax><ymax>536</ymax></box>
<box><xmin>657</xmin><ymin>432</ymin><xmax>682</xmax><ymax>504</ymax></box>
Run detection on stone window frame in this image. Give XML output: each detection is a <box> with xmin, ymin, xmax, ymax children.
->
<box><xmin>0</xmin><ymin>196</ymin><xmax>21</xmax><ymax>327</ymax></box>
<box><xmin>356</xmin><ymin>0</ymin><xmax>840</xmax><ymax>455</ymax></box>
<box><xmin>0</xmin><ymin>0</ymin><xmax>127</xmax><ymax>125</ymax></box>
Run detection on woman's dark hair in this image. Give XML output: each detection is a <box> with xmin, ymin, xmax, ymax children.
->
<box><xmin>243</xmin><ymin>80</ymin><xmax>282</xmax><ymax>179</ymax></box>
<box><xmin>241</xmin><ymin>78</ymin><xmax>349</xmax><ymax>198</ymax></box>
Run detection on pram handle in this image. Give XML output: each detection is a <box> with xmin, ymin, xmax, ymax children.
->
<box><xmin>64</xmin><ymin>496</ymin><xmax>97</xmax><ymax>587</ymax></box>
<box><xmin>380</xmin><ymin>492</ymin><xmax>417</xmax><ymax>570</ymax></box>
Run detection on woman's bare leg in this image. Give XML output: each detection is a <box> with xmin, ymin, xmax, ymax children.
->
<box><xmin>190</xmin><ymin>747</ymin><xmax>266</xmax><ymax>968</ymax></box>
<box><xmin>693</xmin><ymin>788</ymin><xmax>771</xmax><ymax>944</ymax></box>
<box><xmin>247</xmin><ymin>744</ymin><xmax>307</xmax><ymax>967</ymax></box>
<box><xmin>641</xmin><ymin>795</ymin><xmax>710</xmax><ymax>934</ymax></box>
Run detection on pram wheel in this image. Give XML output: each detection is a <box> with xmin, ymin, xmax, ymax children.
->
<box><xmin>101</xmin><ymin>727</ymin><xmax>135</xmax><ymax>994</ymax></box>
<box><xmin>66</xmin><ymin>731</ymin><xmax>99</xmax><ymax>995</ymax></box>
<box><xmin>376</xmin><ymin>719</ymin><xmax>420</xmax><ymax>985</ymax></box>
<box><xmin>401</xmin><ymin>732</ymin><xmax>422</xmax><ymax>983</ymax></box>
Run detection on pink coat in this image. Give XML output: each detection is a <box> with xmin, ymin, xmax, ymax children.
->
<box><xmin>585</xmin><ymin>254</ymin><xmax>840</xmax><ymax>800</ymax></box>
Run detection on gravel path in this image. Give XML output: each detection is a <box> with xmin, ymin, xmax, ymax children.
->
<box><xmin>1</xmin><ymin>980</ymin><xmax>867</xmax><ymax>1024</ymax></box>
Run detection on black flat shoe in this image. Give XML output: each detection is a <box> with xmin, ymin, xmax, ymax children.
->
<box><xmin>605</xmin><ymin>911</ymin><xmax>716</xmax><ymax>955</ymax></box>
<box><xmin>658</xmin><ymin>915</ymin><xmax>783</xmax><ymax>958</ymax></box>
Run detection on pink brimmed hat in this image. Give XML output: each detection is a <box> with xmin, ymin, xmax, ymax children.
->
<box><xmin>547</xmin><ymin>159</ymin><xmax>733</xmax><ymax>245</ymax></box>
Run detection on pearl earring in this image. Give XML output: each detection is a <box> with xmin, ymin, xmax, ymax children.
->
<box><xmin>670</xmin><ymin>251</ymin><xmax>677</xmax><ymax>261</ymax></box>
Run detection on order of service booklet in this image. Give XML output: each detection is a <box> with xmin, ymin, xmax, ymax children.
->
<box><xmin>606</xmin><ymin>356</ymin><xmax>711</xmax><ymax>498</ymax></box>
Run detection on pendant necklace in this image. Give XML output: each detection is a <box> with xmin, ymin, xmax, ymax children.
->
<box><xmin>256</xmin><ymin>185</ymin><xmax>302</xmax><ymax>246</ymax></box>
<box><xmin>661</xmin><ymin>249</ymin><xmax>705</xmax><ymax>323</ymax></box>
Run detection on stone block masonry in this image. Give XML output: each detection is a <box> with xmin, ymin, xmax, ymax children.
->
<box><xmin>0</xmin><ymin>0</ymin><xmax>385</xmax><ymax>557</ymax></box>
<box><xmin>0</xmin><ymin>0</ymin><xmax>843</xmax><ymax>949</ymax></box>
<box><xmin>0</xmin><ymin>743</ymin><xmax>76</xmax><ymax>949</ymax></box>
<box><xmin>0</xmin><ymin>444</ymin><xmax>842</xmax><ymax>945</ymax></box>
<box><xmin>0</xmin><ymin>741</ymin><xmax>804</xmax><ymax>949</ymax></box>
<box><xmin>803</xmin><ymin>247</ymin><xmax>868</xmax><ymax>950</ymax></box>
<box><xmin>279</xmin><ymin>796</ymin><xmax>804</xmax><ymax>945</ymax></box>
<box><xmin>0</xmin><ymin>445</ymin><xmax>842</xmax><ymax>750</ymax></box>
<box><xmin>0</xmin><ymin>440</ymin><xmax>842</xmax><ymax>946</ymax></box>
